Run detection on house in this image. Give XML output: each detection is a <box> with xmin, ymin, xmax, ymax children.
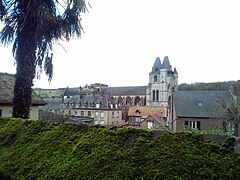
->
<box><xmin>170</xmin><ymin>90</ymin><xmax>240</xmax><ymax>136</ymax></box>
<box><xmin>140</xmin><ymin>114</ymin><xmax>166</xmax><ymax>129</ymax></box>
<box><xmin>58</xmin><ymin>84</ymin><xmax>123</xmax><ymax>126</ymax></box>
<box><xmin>0</xmin><ymin>72</ymin><xmax>46</xmax><ymax>119</ymax></box>
<box><xmin>128</xmin><ymin>106</ymin><xmax>167</xmax><ymax>129</ymax></box>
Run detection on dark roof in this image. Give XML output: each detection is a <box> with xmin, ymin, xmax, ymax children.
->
<box><xmin>162</xmin><ymin>56</ymin><xmax>172</xmax><ymax>71</ymax></box>
<box><xmin>173</xmin><ymin>91</ymin><xmax>231</xmax><ymax>118</ymax></box>
<box><xmin>151</xmin><ymin>57</ymin><xmax>161</xmax><ymax>74</ymax></box>
<box><xmin>150</xmin><ymin>56</ymin><xmax>173</xmax><ymax>75</ymax></box>
<box><xmin>64</xmin><ymin>87</ymin><xmax>79</xmax><ymax>96</ymax></box>
<box><xmin>61</xmin><ymin>95</ymin><xmax>109</xmax><ymax>109</ymax></box>
<box><xmin>41</xmin><ymin>98</ymin><xmax>62</xmax><ymax>110</ymax></box>
<box><xmin>102</xmin><ymin>86</ymin><xmax>147</xmax><ymax>96</ymax></box>
<box><xmin>0</xmin><ymin>72</ymin><xmax>45</xmax><ymax>105</ymax></box>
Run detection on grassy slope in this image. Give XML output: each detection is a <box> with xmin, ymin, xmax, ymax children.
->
<box><xmin>0</xmin><ymin>118</ymin><xmax>240</xmax><ymax>179</ymax></box>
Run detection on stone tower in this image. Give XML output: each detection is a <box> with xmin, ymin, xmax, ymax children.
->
<box><xmin>146</xmin><ymin>56</ymin><xmax>178</xmax><ymax>107</ymax></box>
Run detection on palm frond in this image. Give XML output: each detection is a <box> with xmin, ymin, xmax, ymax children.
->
<box><xmin>0</xmin><ymin>24</ymin><xmax>15</xmax><ymax>45</ymax></box>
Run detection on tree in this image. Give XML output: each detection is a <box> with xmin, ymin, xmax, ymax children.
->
<box><xmin>0</xmin><ymin>0</ymin><xmax>88</xmax><ymax>118</ymax></box>
<box><xmin>217</xmin><ymin>95</ymin><xmax>240</xmax><ymax>136</ymax></box>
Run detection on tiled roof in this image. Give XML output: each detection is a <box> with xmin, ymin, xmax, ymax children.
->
<box><xmin>103</xmin><ymin>86</ymin><xmax>147</xmax><ymax>96</ymax></box>
<box><xmin>128</xmin><ymin>106</ymin><xmax>167</xmax><ymax>117</ymax></box>
<box><xmin>0</xmin><ymin>72</ymin><xmax>45</xmax><ymax>105</ymax></box>
<box><xmin>144</xmin><ymin>114</ymin><xmax>165</xmax><ymax>126</ymax></box>
<box><xmin>173</xmin><ymin>91</ymin><xmax>231</xmax><ymax>118</ymax></box>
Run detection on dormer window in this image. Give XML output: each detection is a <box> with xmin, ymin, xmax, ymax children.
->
<box><xmin>96</xmin><ymin>103</ymin><xmax>100</xmax><ymax>108</ymax></box>
<box><xmin>135</xmin><ymin>110</ymin><xmax>141</xmax><ymax>116</ymax></box>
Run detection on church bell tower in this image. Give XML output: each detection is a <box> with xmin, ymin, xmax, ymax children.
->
<box><xmin>146</xmin><ymin>56</ymin><xmax>178</xmax><ymax>107</ymax></box>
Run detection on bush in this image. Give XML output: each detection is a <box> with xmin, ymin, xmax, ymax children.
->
<box><xmin>0</xmin><ymin>118</ymin><xmax>240</xmax><ymax>179</ymax></box>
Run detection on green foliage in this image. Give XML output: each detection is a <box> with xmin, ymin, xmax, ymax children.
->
<box><xmin>179</xmin><ymin>81</ymin><xmax>237</xmax><ymax>91</ymax></box>
<box><xmin>0</xmin><ymin>118</ymin><xmax>240</xmax><ymax>179</ymax></box>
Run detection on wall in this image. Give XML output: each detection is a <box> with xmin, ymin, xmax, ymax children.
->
<box><xmin>174</xmin><ymin>117</ymin><xmax>224</xmax><ymax>132</ymax></box>
<box><xmin>0</xmin><ymin>105</ymin><xmax>40</xmax><ymax>120</ymax></box>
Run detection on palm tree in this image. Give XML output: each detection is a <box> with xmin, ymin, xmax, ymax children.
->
<box><xmin>0</xmin><ymin>0</ymin><xmax>88</xmax><ymax>118</ymax></box>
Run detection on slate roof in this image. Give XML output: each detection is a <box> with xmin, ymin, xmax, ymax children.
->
<box><xmin>61</xmin><ymin>94</ymin><xmax>109</xmax><ymax>109</ymax></box>
<box><xmin>0</xmin><ymin>72</ymin><xmax>45</xmax><ymax>105</ymax></box>
<box><xmin>64</xmin><ymin>87</ymin><xmax>79</xmax><ymax>96</ymax></box>
<box><xmin>41</xmin><ymin>98</ymin><xmax>62</xmax><ymax>110</ymax></box>
<box><xmin>162</xmin><ymin>56</ymin><xmax>172</xmax><ymax>71</ymax></box>
<box><xmin>173</xmin><ymin>91</ymin><xmax>232</xmax><ymax>118</ymax></box>
<box><xmin>102</xmin><ymin>86</ymin><xmax>147</xmax><ymax>96</ymax></box>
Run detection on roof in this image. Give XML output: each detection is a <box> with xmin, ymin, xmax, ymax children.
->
<box><xmin>41</xmin><ymin>98</ymin><xmax>62</xmax><ymax>110</ymax></box>
<box><xmin>64</xmin><ymin>87</ymin><xmax>79</xmax><ymax>96</ymax></box>
<box><xmin>60</xmin><ymin>94</ymin><xmax>110</xmax><ymax>109</ymax></box>
<box><xmin>0</xmin><ymin>72</ymin><xmax>45</xmax><ymax>105</ymax></box>
<box><xmin>128</xmin><ymin>106</ymin><xmax>167</xmax><ymax>117</ymax></box>
<box><xmin>142</xmin><ymin>114</ymin><xmax>165</xmax><ymax>126</ymax></box>
<box><xmin>102</xmin><ymin>86</ymin><xmax>147</xmax><ymax>96</ymax></box>
<box><xmin>173</xmin><ymin>91</ymin><xmax>232</xmax><ymax>118</ymax></box>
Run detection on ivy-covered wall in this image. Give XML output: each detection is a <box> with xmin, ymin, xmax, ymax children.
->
<box><xmin>0</xmin><ymin>118</ymin><xmax>240</xmax><ymax>179</ymax></box>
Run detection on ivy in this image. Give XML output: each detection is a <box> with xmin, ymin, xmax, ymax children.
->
<box><xmin>0</xmin><ymin>118</ymin><xmax>240</xmax><ymax>179</ymax></box>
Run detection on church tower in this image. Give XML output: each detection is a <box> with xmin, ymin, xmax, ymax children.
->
<box><xmin>146</xmin><ymin>56</ymin><xmax>178</xmax><ymax>107</ymax></box>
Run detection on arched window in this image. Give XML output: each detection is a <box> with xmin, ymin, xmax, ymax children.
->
<box><xmin>156</xmin><ymin>90</ymin><xmax>159</xmax><ymax>101</ymax></box>
<box><xmin>154</xmin><ymin>75</ymin><xmax>157</xmax><ymax>82</ymax></box>
<box><xmin>152</xmin><ymin>90</ymin><xmax>155</xmax><ymax>101</ymax></box>
<box><xmin>134</xmin><ymin>96</ymin><xmax>141</xmax><ymax>105</ymax></box>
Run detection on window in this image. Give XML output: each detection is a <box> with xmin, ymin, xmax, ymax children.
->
<box><xmin>116</xmin><ymin>112</ymin><xmax>119</xmax><ymax>118</ymax></box>
<box><xmin>135</xmin><ymin>117</ymin><xmax>141</xmax><ymax>123</ymax></box>
<box><xmin>156</xmin><ymin>90</ymin><xmax>159</xmax><ymax>101</ymax></box>
<box><xmin>223</xmin><ymin>122</ymin><xmax>237</xmax><ymax>135</ymax></box>
<box><xmin>152</xmin><ymin>90</ymin><xmax>155</xmax><ymax>101</ymax></box>
<box><xmin>154</xmin><ymin>75</ymin><xmax>157</xmax><ymax>82</ymax></box>
<box><xmin>185</xmin><ymin>121</ymin><xmax>201</xmax><ymax>130</ymax></box>
<box><xmin>81</xmin><ymin>111</ymin><xmax>84</xmax><ymax>116</ymax></box>
<box><xmin>100</xmin><ymin>120</ymin><xmax>104</xmax><ymax>125</ymax></box>
<box><xmin>100</xmin><ymin>112</ymin><xmax>104</xmax><ymax>118</ymax></box>
<box><xmin>0</xmin><ymin>109</ymin><xmax>2</xmax><ymax>117</ymax></box>
<box><xmin>88</xmin><ymin>111</ymin><xmax>91</xmax><ymax>116</ymax></box>
<box><xmin>75</xmin><ymin>110</ymin><xmax>78</xmax><ymax>116</ymax></box>
<box><xmin>112</xmin><ymin>112</ymin><xmax>114</xmax><ymax>118</ymax></box>
<box><xmin>94</xmin><ymin>120</ymin><xmax>98</xmax><ymax>125</ymax></box>
<box><xmin>147</xmin><ymin>121</ymin><xmax>153</xmax><ymax>129</ymax></box>
<box><xmin>95</xmin><ymin>111</ymin><xmax>99</xmax><ymax>117</ymax></box>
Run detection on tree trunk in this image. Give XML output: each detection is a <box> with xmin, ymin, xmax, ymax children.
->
<box><xmin>12</xmin><ymin>32</ymin><xmax>36</xmax><ymax>119</ymax></box>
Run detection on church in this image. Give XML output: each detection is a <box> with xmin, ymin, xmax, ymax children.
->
<box><xmin>43</xmin><ymin>56</ymin><xmax>239</xmax><ymax>136</ymax></box>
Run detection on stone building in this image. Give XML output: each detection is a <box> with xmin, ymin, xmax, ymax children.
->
<box><xmin>146</xmin><ymin>56</ymin><xmax>178</xmax><ymax>107</ymax></box>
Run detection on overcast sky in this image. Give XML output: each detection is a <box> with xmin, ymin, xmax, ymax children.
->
<box><xmin>0</xmin><ymin>0</ymin><xmax>240</xmax><ymax>89</ymax></box>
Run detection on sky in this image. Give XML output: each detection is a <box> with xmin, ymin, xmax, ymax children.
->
<box><xmin>0</xmin><ymin>0</ymin><xmax>240</xmax><ymax>89</ymax></box>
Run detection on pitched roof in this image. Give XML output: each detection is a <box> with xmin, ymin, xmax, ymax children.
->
<box><xmin>173</xmin><ymin>91</ymin><xmax>231</xmax><ymax>118</ymax></box>
<box><xmin>128</xmin><ymin>106</ymin><xmax>167</xmax><ymax>117</ymax></box>
<box><xmin>61</xmin><ymin>94</ymin><xmax>109</xmax><ymax>109</ymax></box>
<box><xmin>64</xmin><ymin>87</ymin><xmax>80</xmax><ymax>96</ymax></box>
<box><xmin>103</xmin><ymin>86</ymin><xmax>147</xmax><ymax>96</ymax></box>
<box><xmin>0</xmin><ymin>72</ymin><xmax>45</xmax><ymax>105</ymax></box>
<box><xmin>142</xmin><ymin>114</ymin><xmax>165</xmax><ymax>126</ymax></box>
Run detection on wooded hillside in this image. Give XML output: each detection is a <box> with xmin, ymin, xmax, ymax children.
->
<box><xmin>179</xmin><ymin>81</ymin><xmax>237</xmax><ymax>91</ymax></box>
<box><xmin>0</xmin><ymin>118</ymin><xmax>240</xmax><ymax>179</ymax></box>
